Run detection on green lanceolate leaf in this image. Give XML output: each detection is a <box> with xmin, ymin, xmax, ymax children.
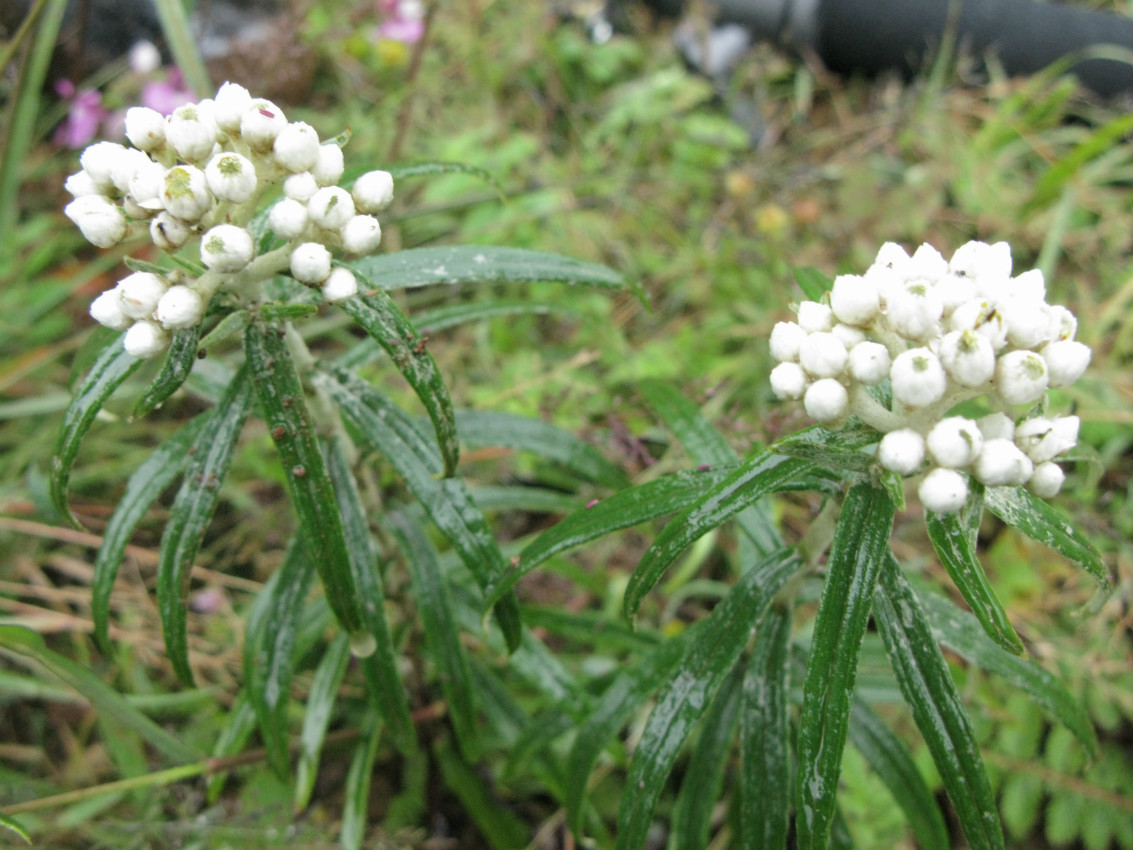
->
<box><xmin>52</xmin><ymin>335</ymin><xmax>143</xmax><ymax>526</ymax></box>
<box><xmin>794</xmin><ymin>267</ymin><xmax>834</xmax><ymax>300</ymax></box>
<box><xmin>926</xmin><ymin>483</ymin><xmax>1025</xmax><ymax>655</ymax></box>
<box><xmin>615</xmin><ymin>549</ymin><xmax>800</xmax><ymax>850</ymax></box>
<box><xmin>326</xmin><ymin>436</ymin><xmax>416</xmax><ymax>749</ymax></box>
<box><xmin>314</xmin><ymin>367</ymin><xmax>523</xmax><ymax>652</ymax></box>
<box><xmin>157</xmin><ymin>364</ymin><xmax>253</xmax><ymax>686</ymax></box>
<box><xmin>132</xmin><ymin>325</ymin><xmax>202</xmax><ymax>418</ymax></box>
<box><xmin>506</xmin><ymin>465</ymin><xmax>736</xmax><ymax>607</ymax></box>
<box><xmin>386</xmin><ymin>160</ymin><xmax>504</xmax><ymax>192</ymax></box>
<box><xmin>0</xmin><ymin>625</ymin><xmax>201</xmax><ymax>764</ymax></box>
<box><xmin>455</xmin><ymin>409</ymin><xmax>630</xmax><ymax>488</ymax></box>
<box><xmin>387</xmin><ymin>513</ymin><xmax>481</xmax><ymax>760</ymax></box>
<box><xmin>984</xmin><ymin>485</ymin><xmax>1110</xmax><ymax>592</ymax></box>
<box><xmin>771</xmin><ymin>422</ymin><xmax>882</xmax><ymax>474</ymax></box>
<box><xmin>624</xmin><ymin>451</ymin><xmax>810</xmax><ymax>623</ymax></box>
<box><xmin>206</xmin><ymin>695</ymin><xmax>257</xmax><ymax>803</ymax></box>
<box><xmin>741</xmin><ymin>604</ymin><xmax>793</xmax><ymax>850</ymax></box>
<box><xmin>341</xmin><ymin>714</ymin><xmax>382</xmax><ymax>850</ymax></box>
<box><xmin>796</xmin><ymin>481</ymin><xmax>895</xmax><ymax>850</ymax></box>
<box><xmin>434</xmin><ymin>735</ymin><xmax>532</xmax><ymax>850</ymax></box>
<box><xmin>339</xmin><ymin>292</ymin><xmax>460</xmax><ymax>477</ymax></box>
<box><xmin>917</xmin><ymin>586</ymin><xmax>1098</xmax><ymax>758</ymax></box>
<box><xmin>244</xmin><ymin>540</ymin><xmax>316</xmax><ymax>777</ymax></box>
<box><xmin>0</xmin><ymin>812</ymin><xmax>30</xmax><ymax>845</ymax></box>
<box><xmin>295</xmin><ymin>632</ymin><xmax>351</xmax><ymax>810</ymax></box>
<box><xmin>849</xmin><ymin>697</ymin><xmax>951</xmax><ymax>850</ymax></box>
<box><xmin>245</xmin><ymin>321</ymin><xmax>367</xmax><ymax>639</ymax></box>
<box><xmin>874</xmin><ymin>556</ymin><xmax>1004</xmax><ymax>850</ymax></box>
<box><xmin>92</xmin><ymin>413</ymin><xmax>209</xmax><ymax>651</ymax></box>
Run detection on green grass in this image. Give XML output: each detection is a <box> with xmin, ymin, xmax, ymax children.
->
<box><xmin>2</xmin><ymin>2</ymin><xmax>1132</xmax><ymax>848</ymax></box>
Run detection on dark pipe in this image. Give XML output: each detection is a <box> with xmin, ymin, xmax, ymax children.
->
<box><xmin>705</xmin><ymin>0</ymin><xmax>1133</xmax><ymax>98</ymax></box>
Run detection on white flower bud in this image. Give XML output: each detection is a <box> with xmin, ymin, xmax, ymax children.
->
<box><xmin>995</xmin><ymin>350</ymin><xmax>1049</xmax><ymax>405</ymax></box>
<box><xmin>830</xmin><ymin>273</ymin><xmax>879</xmax><ymax>326</ymax></box>
<box><xmin>269</xmin><ymin>198</ymin><xmax>309</xmax><ymax>240</ymax></box>
<box><xmin>118</xmin><ymin>272</ymin><xmax>169</xmax><ymax>319</ymax></box>
<box><xmin>124</xmin><ymin>106</ymin><xmax>166</xmax><ymax>151</ymax></box>
<box><xmin>937</xmin><ymin>273</ymin><xmax>978</xmax><ymax>316</ymax></box>
<box><xmin>937</xmin><ymin>329</ymin><xmax>995</xmax><ymax>387</ymax></box>
<box><xmin>887</xmin><ymin>279</ymin><xmax>943</xmax><ymax>340</ymax></box>
<box><xmin>797</xmin><ymin>300</ymin><xmax>834</xmax><ymax>333</ymax></box>
<box><xmin>128</xmin><ymin>40</ymin><xmax>161</xmax><ymax>75</ymax></box>
<box><xmin>322</xmin><ymin>267</ymin><xmax>359</xmax><ymax>302</ymax></box>
<box><xmin>65</xmin><ymin>196</ymin><xmax>128</xmax><ymax>248</ymax></box>
<box><xmin>977</xmin><ymin>412</ymin><xmax>1015</xmax><ymax>442</ymax></box>
<box><xmin>864</xmin><ymin>263</ymin><xmax>902</xmax><ymax>308</ymax></box>
<box><xmin>89</xmin><ymin>289</ymin><xmax>132</xmax><ymax>331</ymax></box>
<box><xmin>874</xmin><ymin>242</ymin><xmax>911</xmax><ymax>274</ymax></box>
<box><xmin>950</xmin><ymin>298</ymin><xmax>1008</xmax><ymax>350</ymax></box>
<box><xmin>926</xmin><ymin>416</ymin><xmax>983</xmax><ymax>468</ymax></box>
<box><xmin>128</xmin><ymin>159</ymin><xmax>167</xmax><ymax>211</ymax></box>
<box><xmin>162</xmin><ymin>165</ymin><xmax>212</xmax><ymax>221</ymax></box>
<box><xmin>1029</xmin><ymin>462</ymin><xmax>1065</xmax><ymax>498</ymax></box>
<box><xmin>950</xmin><ymin>240</ymin><xmax>1010</xmax><ymax>285</ymax></box>
<box><xmin>80</xmin><ymin>141</ymin><xmax>129</xmax><ymax>192</ymax></box>
<box><xmin>1041</xmin><ymin>340</ymin><xmax>1091</xmax><ymax>388</ymax></box>
<box><xmin>1014</xmin><ymin>415</ymin><xmax>1079</xmax><ymax>464</ymax></box>
<box><xmin>240</xmin><ymin>99</ymin><xmax>287</xmax><ymax>150</ymax></box>
<box><xmin>123</xmin><ymin>319</ymin><xmax>169</xmax><ymax>358</ymax></box>
<box><xmin>290</xmin><ymin>242</ymin><xmax>333</xmax><ymax>284</ymax></box>
<box><xmin>283</xmin><ymin>172</ymin><xmax>319</xmax><ymax>202</ymax></box>
<box><xmin>308</xmin><ymin>186</ymin><xmax>355</xmax><ymax>230</ymax></box>
<box><xmin>352</xmin><ymin>169</ymin><xmax>395</xmax><ymax>212</ymax></box>
<box><xmin>156</xmin><ymin>285</ymin><xmax>206</xmax><ymax>329</ymax></box>
<box><xmin>974</xmin><ymin>438</ymin><xmax>1034</xmax><ymax>487</ymax></box>
<box><xmin>1002</xmin><ymin>297</ymin><xmax>1053</xmax><ymax>350</ymax></box>
<box><xmin>1003</xmin><ymin>268</ymin><xmax>1045</xmax><ymax>303</ymax></box>
<box><xmin>831</xmin><ymin>323</ymin><xmax>866</xmax><ymax>350</ymax></box>
<box><xmin>110</xmin><ymin>148</ymin><xmax>153</xmax><ymax>195</ymax></box>
<box><xmin>150</xmin><ymin>211</ymin><xmax>194</xmax><ymax>251</ymax></box>
<box><xmin>204</xmin><ymin>152</ymin><xmax>258</xmax><ymax>203</ymax></box>
<box><xmin>890</xmin><ymin>348</ymin><xmax>947</xmax><ymax>408</ymax></box>
<box><xmin>919</xmin><ymin>468</ymin><xmax>969</xmax><ymax>514</ymax></box>
<box><xmin>201</xmin><ymin>224</ymin><xmax>255</xmax><ymax>273</ymax></box>
<box><xmin>273</xmin><ymin>121</ymin><xmax>321</xmax><ymax>172</ymax></box>
<box><xmin>166</xmin><ymin>104</ymin><xmax>219</xmax><ymax>162</ymax></box>
<box><xmin>803</xmin><ymin>378</ymin><xmax>848</xmax><ymax>424</ymax></box>
<box><xmin>1046</xmin><ymin>305</ymin><xmax>1077</xmax><ymax>341</ymax></box>
<box><xmin>907</xmin><ymin>243</ymin><xmax>948</xmax><ymax>282</ymax></box>
<box><xmin>769</xmin><ymin>321</ymin><xmax>806</xmax><ymax>362</ymax></box>
<box><xmin>847</xmin><ymin>341</ymin><xmax>891</xmax><ymax>384</ymax></box>
<box><xmin>64</xmin><ymin>170</ymin><xmax>100</xmax><ymax>197</ymax></box>
<box><xmin>214</xmin><ymin>82</ymin><xmax>253</xmax><ymax>133</ymax></box>
<box><xmin>312</xmin><ymin>144</ymin><xmax>345</xmax><ymax>186</ymax></box>
<box><xmin>769</xmin><ymin>362</ymin><xmax>808</xmax><ymax>400</ymax></box>
<box><xmin>341</xmin><ymin>214</ymin><xmax>383</xmax><ymax>254</ymax></box>
<box><xmin>878</xmin><ymin>428</ymin><xmax>926</xmax><ymax>475</ymax></box>
<box><xmin>799</xmin><ymin>331</ymin><xmax>848</xmax><ymax>379</ymax></box>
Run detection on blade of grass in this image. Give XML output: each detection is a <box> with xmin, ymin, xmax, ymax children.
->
<box><xmin>340</xmin><ymin>715</ymin><xmax>382</xmax><ymax>850</ymax></box>
<box><xmin>295</xmin><ymin>633</ymin><xmax>351</xmax><ymax>811</ymax></box>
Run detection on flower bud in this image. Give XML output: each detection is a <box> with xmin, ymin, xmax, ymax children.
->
<box><xmin>1002</xmin><ymin>297</ymin><xmax>1052</xmax><ymax>350</ymax></box>
<box><xmin>269</xmin><ymin>198</ymin><xmax>309</xmax><ymax>240</ymax></box>
<box><xmin>80</xmin><ymin>141</ymin><xmax>129</xmax><ymax>193</ymax></box>
<box><xmin>937</xmin><ymin>329</ymin><xmax>994</xmax><ymax>387</ymax></box>
<box><xmin>874</xmin><ymin>241</ymin><xmax>911</xmax><ymax>274</ymax></box>
<box><xmin>829</xmin><ymin>273</ymin><xmax>880</xmax><ymax>326</ymax></box>
<box><xmin>150</xmin><ymin>211</ymin><xmax>194</xmax><ymax>251</ymax></box>
<box><xmin>769</xmin><ymin>362</ymin><xmax>808</xmax><ymax>400</ymax></box>
<box><xmin>995</xmin><ymin>350</ymin><xmax>1049</xmax><ymax>405</ymax></box>
<box><xmin>123</xmin><ymin>319</ymin><xmax>169</xmax><ymax>358</ymax></box>
<box><xmin>205</xmin><ymin>152</ymin><xmax>258</xmax><ymax>203</ymax></box>
<box><xmin>918</xmin><ymin>467</ymin><xmax>969</xmax><ymax>514</ymax></box>
<box><xmin>352</xmin><ymin>169</ymin><xmax>395</xmax><ymax>212</ymax></box>
<box><xmin>797</xmin><ymin>300</ymin><xmax>834</xmax><ymax>333</ymax></box>
<box><xmin>878</xmin><ymin>428</ymin><xmax>926</xmax><ymax>475</ymax></box>
<box><xmin>890</xmin><ymin>348</ymin><xmax>946</xmax><ymax>408</ymax></box>
<box><xmin>322</xmin><ymin>267</ymin><xmax>359</xmax><ymax>302</ymax></box>
<box><xmin>118</xmin><ymin>272</ymin><xmax>169</xmax><ymax>319</ymax></box>
<box><xmin>128</xmin><ymin>159</ymin><xmax>167</xmax><ymax>211</ymax></box>
<box><xmin>887</xmin><ymin>279</ymin><xmax>943</xmax><ymax>341</ymax></box>
<box><xmin>847</xmin><ymin>341</ymin><xmax>891</xmax><ymax>384</ymax></box>
<box><xmin>1041</xmin><ymin>340</ymin><xmax>1091</xmax><ymax>388</ymax></box>
<box><xmin>950</xmin><ymin>298</ymin><xmax>1008</xmax><ymax>350</ymax></box>
<box><xmin>831</xmin><ymin>323</ymin><xmax>866</xmax><ymax>350</ymax></box>
<box><xmin>312</xmin><ymin>144</ymin><xmax>345</xmax><ymax>186</ymax></box>
<box><xmin>1029</xmin><ymin>462</ymin><xmax>1065</xmax><ymax>498</ymax></box>
<box><xmin>977</xmin><ymin>412</ymin><xmax>1015</xmax><ymax>442</ymax></box>
<box><xmin>89</xmin><ymin>289</ymin><xmax>132</xmax><ymax>331</ymax></box>
<box><xmin>165</xmin><ymin>104</ymin><xmax>219</xmax><ymax>162</ymax></box>
<box><xmin>64</xmin><ymin>170</ymin><xmax>100</xmax><ymax>197</ymax></box>
<box><xmin>799</xmin><ymin>331</ymin><xmax>848</xmax><ymax>379</ymax></box>
<box><xmin>284</xmin><ymin>172</ymin><xmax>319</xmax><ymax>202</ymax></box>
<box><xmin>1014</xmin><ymin>415</ymin><xmax>1079</xmax><ymax>464</ymax></box>
<box><xmin>201</xmin><ymin>224</ymin><xmax>255</xmax><ymax>273</ymax></box>
<box><xmin>273</xmin><ymin>121</ymin><xmax>321</xmax><ymax>172</ymax></box>
<box><xmin>240</xmin><ymin>99</ymin><xmax>287</xmax><ymax>150</ymax></box>
<box><xmin>65</xmin><ymin>195</ymin><xmax>128</xmax><ymax>248</ymax></box>
<box><xmin>156</xmin><ymin>285</ymin><xmax>206</xmax><ymax>329</ymax></box>
<box><xmin>341</xmin><ymin>214</ymin><xmax>383</xmax><ymax>254</ymax></box>
<box><xmin>908</xmin><ymin>243</ymin><xmax>948</xmax><ymax>281</ymax></box>
<box><xmin>803</xmin><ymin>378</ymin><xmax>848</xmax><ymax>424</ymax></box>
<box><xmin>124</xmin><ymin>106</ymin><xmax>166</xmax><ymax>151</ymax></box>
<box><xmin>162</xmin><ymin>165</ymin><xmax>212</xmax><ymax>221</ymax></box>
<box><xmin>308</xmin><ymin>186</ymin><xmax>355</xmax><ymax>230</ymax></box>
<box><xmin>769</xmin><ymin>321</ymin><xmax>806</xmax><ymax>362</ymax></box>
<box><xmin>214</xmin><ymin>82</ymin><xmax>253</xmax><ymax>133</ymax></box>
<box><xmin>973</xmin><ymin>438</ymin><xmax>1034</xmax><ymax>487</ymax></box>
<box><xmin>290</xmin><ymin>242</ymin><xmax>333</xmax><ymax>284</ymax></box>
<box><xmin>926</xmin><ymin>416</ymin><xmax>983</xmax><ymax>468</ymax></box>
<box><xmin>110</xmin><ymin>148</ymin><xmax>153</xmax><ymax>195</ymax></box>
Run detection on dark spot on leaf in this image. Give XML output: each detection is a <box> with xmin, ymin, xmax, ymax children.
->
<box><xmin>292</xmin><ymin>465</ymin><xmax>306</xmax><ymax>477</ymax></box>
<box><xmin>271</xmin><ymin>425</ymin><xmax>287</xmax><ymax>440</ymax></box>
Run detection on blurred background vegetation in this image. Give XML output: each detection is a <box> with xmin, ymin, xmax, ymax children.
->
<box><xmin>1</xmin><ymin>1</ymin><xmax>1131</xmax><ymax>847</ymax></box>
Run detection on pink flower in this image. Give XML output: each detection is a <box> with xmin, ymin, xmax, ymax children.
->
<box><xmin>140</xmin><ymin>67</ymin><xmax>195</xmax><ymax>116</ymax></box>
<box><xmin>54</xmin><ymin>80</ymin><xmax>109</xmax><ymax>148</ymax></box>
<box><xmin>377</xmin><ymin>0</ymin><xmax>425</xmax><ymax>43</ymax></box>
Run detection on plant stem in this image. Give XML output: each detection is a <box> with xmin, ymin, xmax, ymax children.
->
<box><xmin>150</xmin><ymin>0</ymin><xmax>213</xmax><ymax>97</ymax></box>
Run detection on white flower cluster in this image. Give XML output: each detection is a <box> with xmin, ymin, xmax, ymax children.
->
<box><xmin>64</xmin><ymin>82</ymin><xmax>396</xmax><ymax>358</ymax></box>
<box><xmin>770</xmin><ymin>241</ymin><xmax>1091</xmax><ymax>513</ymax></box>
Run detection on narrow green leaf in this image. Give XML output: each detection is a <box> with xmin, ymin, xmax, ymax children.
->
<box><xmin>624</xmin><ymin>452</ymin><xmax>811</xmax><ymax>623</ymax></box>
<box><xmin>794</xmin><ymin>267</ymin><xmax>833</xmax><ymax>300</ymax></box>
<box><xmin>206</xmin><ymin>695</ymin><xmax>257</xmax><ymax>803</ymax></box>
<box><xmin>0</xmin><ymin>812</ymin><xmax>30</xmax><ymax>845</ymax></box>
<box><xmin>386</xmin><ymin>160</ymin><xmax>504</xmax><ymax>193</ymax></box>
<box><xmin>0</xmin><ymin>625</ymin><xmax>201</xmax><ymax>764</ymax></box>
<box><xmin>741</xmin><ymin>604</ymin><xmax>793</xmax><ymax>850</ymax></box>
<box><xmin>325</xmin><ymin>436</ymin><xmax>416</xmax><ymax>749</ymax></box>
<box><xmin>916</xmin><ymin>586</ymin><xmax>1098</xmax><ymax>758</ymax></box>
<box><xmin>984</xmin><ymin>486</ymin><xmax>1110</xmax><ymax>592</ymax></box>
<box><xmin>470</xmin><ymin>484</ymin><xmax>583</xmax><ymax>515</ymax></box>
<box><xmin>849</xmin><ymin>697</ymin><xmax>950</xmax><ymax>850</ymax></box>
<box><xmin>387</xmin><ymin>513</ymin><xmax>481</xmax><ymax>760</ymax></box>
<box><xmin>295</xmin><ymin>632</ymin><xmax>351</xmax><ymax>810</ymax></box>
<box><xmin>340</xmin><ymin>714</ymin><xmax>382</xmax><ymax>850</ymax></box>
<box><xmin>51</xmin><ymin>335</ymin><xmax>142</xmax><ymax>526</ymax></box>
<box><xmin>346</xmin><ymin>244</ymin><xmax>626</xmax><ymax>293</ymax></box>
<box><xmin>245</xmin><ymin>321</ymin><xmax>366</xmax><ymax>638</ymax></box>
<box><xmin>926</xmin><ymin>484</ymin><xmax>1025</xmax><ymax>655</ymax></box>
<box><xmin>455</xmin><ymin>409</ymin><xmax>630</xmax><ymax>488</ymax></box>
<box><xmin>874</xmin><ymin>556</ymin><xmax>1005</xmax><ymax>850</ymax></box>
<box><xmin>615</xmin><ymin>549</ymin><xmax>800</xmax><ymax>850</ymax></box>
<box><xmin>771</xmin><ymin>422</ymin><xmax>881</xmax><ymax>473</ymax></box>
<box><xmin>157</xmin><ymin>364</ymin><xmax>253</xmax><ymax>685</ymax></box>
<box><xmin>435</xmin><ymin>736</ymin><xmax>532</xmax><ymax>850</ymax></box>
<box><xmin>92</xmin><ymin>414</ymin><xmax>208</xmax><ymax>652</ymax></box>
<box><xmin>340</xmin><ymin>291</ymin><xmax>460</xmax><ymax>476</ymax></box>
<box><xmin>672</xmin><ymin>663</ymin><xmax>744</xmax><ymax>850</ymax></box>
<box><xmin>315</xmin><ymin>367</ymin><xmax>523</xmax><ymax>651</ymax></box>
<box><xmin>132</xmin><ymin>325</ymin><xmax>202</xmax><ymax>418</ymax></box>
<box><xmin>244</xmin><ymin>540</ymin><xmax>316</xmax><ymax>777</ymax></box>
<box><xmin>796</xmin><ymin>482</ymin><xmax>895</xmax><ymax>850</ymax></box>
<box><xmin>1029</xmin><ymin>112</ymin><xmax>1133</xmax><ymax>210</ymax></box>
